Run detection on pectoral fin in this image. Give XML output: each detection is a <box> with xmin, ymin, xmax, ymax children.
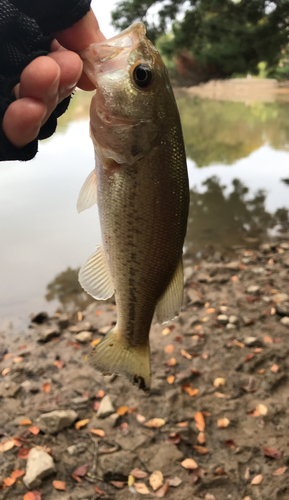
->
<box><xmin>79</xmin><ymin>244</ymin><xmax>114</xmax><ymax>300</ymax></box>
<box><xmin>77</xmin><ymin>170</ymin><xmax>97</xmax><ymax>213</ymax></box>
<box><xmin>155</xmin><ymin>258</ymin><xmax>184</xmax><ymax>324</ymax></box>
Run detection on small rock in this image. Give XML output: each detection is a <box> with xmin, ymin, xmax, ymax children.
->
<box><xmin>106</xmin><ymin>412</ymin><xmax>120</xmax><ymax>428</ymax></box>
<box><xmin>273</xmin><ymin>293</ymin><xmax>289</xmax><ymax>303</ymax></box>
<box><xmin>37</xmin><ymin>409</ymin><xmax>78</xmax><ymax>434</ymax></box>
<box><xmin>226</xmin><ymin>323</ymin><xmax>236</xmax><ymax>330</ymax></box>
<box><xmin>138</xmin><ymin>443</ymin><xmax>183</xmax><ymax>474</ymax></box>
<box><xmin>252</xmin><ymin>267</ymin><xmax>265</xmax><ymax>274</ymax></box>
<box><xmin>280</xmin><ymin>242</ymin><xmax>289</xmax><ymax>250</ymax></box>
<box><xmin>67</xmin><ymin>442</ymin><xmax>88</xmax><ymax>455</ymax></box>
<box><xmin>244</xmin><ymin>337</ymin><xmax>261</xmax><ymax>347</ymax></box>
<box><xmin>58</xmin><ymin>314</ymin><xmax>69</xmax><ymax>329</ymax></box>
<box><xmin>71</xmin><ymin>396</ymin><xmax>90</xmax><ymax>410</ymax></box>
<box><xmin>37</xmin><ymin>327</ymin><xmax>60</xmax><ymax>343</ymax></box>
<box><xmin>280</xmin><ymin>317</ymin><xmax>289</xmax><ymax>327</ymax></box>
<box><xmin>229</xmin><ymin>315</ymin><xmax>239</xmax><ymax>324</ymax></box>
<box><xmin>75</xmin><ymin>331</ymin><xmax>92</xmax><ymax>343</ymax></box>
<box><xmin>246</xmin><ymin>286</ymin><xmax>260</xmax><ymax>294</ymax></box>
<box><xmin>226</xmin><ymin>261</ymin><xmax>241</xmax><ymax>270</ymax></box>
<box><xmin>23</xmin><ymin>448</ymin><xmax>55</xmax><ymax>488</ymax></box>
<box><xmin>97</xmin><ymin>395</ymin><xmax>115</xmax><ymax>418</ymax></box>
<box><xmin>187</xmin><ymin>288</ymin><xmax>205</xmax><ymax>305</ymax></box>
<box><xmin>31</xmin><ymin>312</ymin><xmax>48</xmax><ymax>324</ymax></box>
<box><xmin>260</xmin><ymin>243</ymin><xmax>271</xmax><ymax>253</ymax></box>
<box><xmin>217</xmin><ymin>314</ymin><xmax>228</xmax><ymax>325</ymax></box>
<box><xmin>0</xmin><ymin>381</ymin><xmax>21</xmax><ymax>398</ymax></box>
<box><xmin>98</xmin><ymin>450</ymin><xmax>137</xmax><ymax>477</ymax></box>
<box><xmin>276</xmin><ymin>303</ymin><xmax>289</xmax><ymax>317</ymax></box>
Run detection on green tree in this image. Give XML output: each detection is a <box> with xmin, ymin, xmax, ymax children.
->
<box><xmin>112</xmin><ymin>0</ymin><xmax>289</xmax><ymax>78</ymax></box>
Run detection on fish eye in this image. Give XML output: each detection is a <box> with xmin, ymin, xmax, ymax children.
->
<box><xmin>133</xmin><ymin>64</ymin><xmax>153</xmax><ymax>88</ymax></box>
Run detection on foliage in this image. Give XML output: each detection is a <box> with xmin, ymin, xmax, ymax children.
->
<box><xmin>112</xmin><ymin>0</ymin><xmax>289</xmax><ymax>78</ymax></box>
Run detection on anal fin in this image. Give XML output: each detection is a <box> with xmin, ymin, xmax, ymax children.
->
<box><xmin>79</xmin><ymin>243</ymin><xmax>114</xmax><ymax>300</ymax></box>
<box><xmin>155</xmin><ymin>258</ymin><xmax>184</xmax><ymax>324</ymax></box>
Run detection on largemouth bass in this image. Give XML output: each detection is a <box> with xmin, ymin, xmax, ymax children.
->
<box><xmin>77</xmin><ymin>23</ymin><xmax>189</xmax><ymax>392</ymax></box>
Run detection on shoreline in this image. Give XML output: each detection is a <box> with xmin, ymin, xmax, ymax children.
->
<box><xmin>1</xmin><ymin>236</ymin><xmax>289</xmax><ymax>499</ymax></box>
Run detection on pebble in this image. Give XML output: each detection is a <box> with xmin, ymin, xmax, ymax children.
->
<box><xmin>229</xmin><ymin>315</ymin><xmax>239</xmax><ymax>324</ymax></box>
<box><xmin>280</xmin><ymin>242</ymin><xmax>289</xmax><ymax>250</ymax></box>
<box><xmin>138</xmin><ymin>443</ymin><xmax>184</xmax><ymax>474</ymax></box>
<box><xmin>217</xmin><ymin>314</ymin><xmax>229</xmax><ymax>325</ymax></box>
<box><xmin>75</xmin><ymin>330</ymin><xmax>92</xmax><ymax>343</ymax></box>
<box><xmin>71</xmin><ymin>396</ymin><xmax>90</xmax><ymax>410</ymax></box>
<box><xmin>244</xmin><ymin>337</ymin><xmax>260</xmax><ymax>347</ymax></box>
<box><xmin>98</xmin><ymin>450</ymin><xmax>137</xmax><ymax>477</ymax></box>
<box><xmin>187</xmin><ymin>288</ymin><xmax>205</xmax><ymax>305</ymax></box>
<box><xmin>37</xmin><ymin>409</ymin><xmax>78</xmax><ymax>434</ymax></box>
<box><xmin>225</xmin><ymin>261</ymin><xmax>241</xmax><ymax>270</ymax></box>
<box><xmin>0</xmin><ymin>381</ymin><xmax>20</xmax><ymax>398</ymax></box>
<box><xmin>96</xmin><ymin>394</ymin><xmax>115</xmax><ymax>418</ymax></box>
<box><xmin>280</xmin><ymin>317</ymin><xmax>289</xmax><ymax>327</ymax></box>
<box><xmin>276</xmin><ymin>303</ymin><xmax>289</xmax><ymax>317</ymax></box>
<box><xmin>246</xmin><ymin>285</ymin><xmax>260</xmax><ymax>294</ymax></box>
<box><xmin>58</xmin><ymin>314</ymin><xmax>69</xmax><ymax>329</ymax></box>
<box><xmin>273</xmin><ymin>293</ymin><xmax>289</xmax><ymax>303</ymax></box>
<box><xmin>252</xmin><ymin>267</ymin><xmax>265</xmax><ymax>274</ymax></box>
<box><xmin>37</xmin><ymin>327</ymin><xmax>60</xmax><ymax>343</ymax></box>
<box><xmin>226</xmin><ymin>323</ymin><xmax>236</xmax><ymax>330</ymax></box>
<box><xmin>23</xmin><ymin>448</ymin><xmax>55</xmax><ymax>488</ymax></box>
<box><xmin>66</xmin><ymin>442</ymin><xmax>88</xmax><ymax>455</ymax></box>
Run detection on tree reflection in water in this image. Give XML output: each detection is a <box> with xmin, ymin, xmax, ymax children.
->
<box><xmin>45</xmin><ymin>267</ymin><xmax>94</xmax><ymax>312</ymax></box>
<box><xmin>185</xmin><ymin>176</ymin><xmax>289</xmax><ymax>256</ymax></box>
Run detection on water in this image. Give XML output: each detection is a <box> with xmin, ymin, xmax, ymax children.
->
<box><xmin>1</xmin><ymin>90</ymin><xmax>289</xmax><ymax>328</ymax></box>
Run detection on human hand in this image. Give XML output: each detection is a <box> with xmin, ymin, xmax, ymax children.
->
<box><xmin>2</xmin><ymin>9</ymin><xmax>105</xmax><ymax>149</ymax></box>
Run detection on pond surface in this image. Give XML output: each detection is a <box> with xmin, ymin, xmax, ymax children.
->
<box><xmin>1</xmin><ymin>90</ymin><xmax>289</xmax><ymax>329</ymax></box>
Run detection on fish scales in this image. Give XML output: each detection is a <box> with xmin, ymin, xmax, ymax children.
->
<box><xmin>77</xmin><ymin>23</ymin><xmax>189</xmax><ymax>391</ymax></box>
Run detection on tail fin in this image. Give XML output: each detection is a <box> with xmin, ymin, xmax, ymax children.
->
<box><xmin>89</xmin><ymin>326</ymin><xmax>151</xmax><ymax>392</ymax></box>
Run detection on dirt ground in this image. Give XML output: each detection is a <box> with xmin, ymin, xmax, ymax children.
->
<box><xmin>1</xmin><ymin>237</ymin><xmax>289</xmax><ymax>500</ymax></box>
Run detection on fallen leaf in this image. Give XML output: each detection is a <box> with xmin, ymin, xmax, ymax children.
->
<box><xmin>205</xmin><ymin>494</ymin><xmax>216</xmax><ymax>500</ymax></box>
<box><xmin>270</xmin><ymin>364</ymin><xmax>279</xmax><ymax>373</ymax></box>
<box><xmin>176</xmin><ymin>421</ymin><xmax>188</xmax><ymax>427</ymax></box>
<box><xmin>244</xmin><ymin>467</ymin><xmax>250</xmax><ymax>481</ymax></box>
<box><xmin>12</xmin><ymin>437</ymin><xmax>22</xmax><ymax>447</ymax></box>
<box><xmin>164</xmin><ymin>345</ymin><xmax>174</xmax><ymax>354</ymax></box>
<box><xmin>29</xmin><ymin>426</ymin><xmax>40</xmax><ymax>435</ymax></box>
<box><xmin>11</xmin><ymin>470</ymin><xmax>24</xmax><ymax>479</ymax></box>
<box><xmin>180</xmin><ymin>349</ymin><xmax>192</xmax><ymax>360</ymax></box>
<box><xmin>3</xmin><ymin>477</ymin><xmax>16</xmax><ymax>486</ymax></box>
<box><xmin>0</xmin><ymin>440</ymin><xmax>15</xmax><ymax>452</ymax></box>
<box><xmin>96</xmin><ymin>389</ymin><xmax>105</xmax><ymax>398</ymax></box>
<box><xmin>197</xmin><ymin>432</ymin><xmax>206</xmax><ymax>444</ymax></box>
<box><xmin>167</xmin><ymin>476</ymin><xmax>182</xmax><ymax>487</ymax></box>
<box><xmin>144</xmin><ymin>418</ymin><xmax>165</xmax><ymax>428</ymax></box>
<box><xmin>17</xmin><ymin>448</ymin><xmax>30</xmax><ymax>459</ymax></box>
<box><xmin>13</xmin><ymin>356</ymin><xmax>23</xmax><ymax>363</ymax></box>
<box><xmin>155</xmin><ymin>482</ymin><xmax>169</xmax><ymax>497</ymax></box>
<box><xmin>75</xmin><ymin>419</ymin><xmax>90</xmax><ymax>430</ymax></box>
<box><xmin>67</xmin><ymin>340</ymin><xmax>81</xmax><ymax>349</ymax></box>
<box><xmin>73</xmin><ymin>463</ymin><xmax>88</xmax><ymax>477</ymax></box>
<box><xmin>168</xmin><ymin>432</ymin><xmax>181</xmax><ymax>444</ymax></box>
<box><xmin>77</xmin><ymin>311</ymin><xmax>83</xmax><ymax>321</ymax></box>
<box><xmin>110</xmin><ymin>481</ymin><xmax>125</xmax><ymax>489</ymax></box>
<box><xmin>117</xmin><ymin>406</ymin><xmax>129</xmax><ymax>416</ymax></box>
<box><xmin>194</xmin><ymin>411</ymin><xmax>205</xmax><ymax>432</ymax></box>
<box><xmin>23</xmin><ymin>493</ymin><xmax>42</xmax><ymax>500</ymax></box>
<box><xmin>128</xmin><ymin>475</ymin><xmax>135</xmax><ymax>487</ymax></box>
<box><xmin>181</xmin><ymin>458</ymin><xmax>198</xmax><ymax>470</ymax></box>
<box><xmin>90</xmin><ymin>338</ymin><xmax>101</xmax><ymax>347</ymax></box>
<box><xmin>206</xmin><ymin>308</ymin><xmax>215</xmax><ymax>314</ymax></box>
<box><xmin>2</xmin><ymin>368</ymin><xmax>11</xmax><ymax>376</ymax></box>
<box><xmin>223</xmin><ymin>439</ymin><xmax>236</xmax><ymax>449</ymax></box>
<box><xmin>95</xmin><ymin>485</ymin><xmax>105</xmax><ymax>494</ymax></box>
<box><xmin>251</xmin><ymin>474</ymin><xmax>263</xmax><ymax>485</ymax></box>
<box><xmin>182</xmin><ymin>385</ymin><xmax>199</xmax><ymax>397</ymax></box>
<box><xmin>256</xmin><ymin>404</ymin><xmax>268</xmax><ymax>416</ymax></box>
<box><xmin>167</xmin><ymin>375</ymin><xmax>175</xmax><ymax>384</ymax></box>
<box><xmin>193</xmin><ymin>445</ymin><xmax>208</xmax><ymax>454</ymax></box>
<box><xmin>231</xmin><ymin>275</ymin><xmax>238</xmax><ymax>281</ymax></box>
<box><xmin>71</xmin><ymin>474</ymin><xmax>82</xmax><ymax>483</ymax></box>
<box><xmin>233</xmin><ymin>340</ymin><xmax>245</xmax><ymax>348</ymax></box>
<box><xmin>217</xmin><ymin>418</ymin><xmax>230</xmax><ymax>428</ymax></box>
<box><xmin>130</xmin><ymin>468</ymin><xmax>148</xmax><ymax>479</ymax></box>
<box><xmin>53</xmin><ymin>360</ymin><xmax>64</xmax><ymax>369</ymax></box>
<box><xmin>128</xmin><ymin>406</ymin><xmax>137</xmax><ymax>414</ymax></box>
<box><xmin>90</xmin><ymin>429</ymin><xmax>105</xmax><ymax>437</ymax></box>
<box><xmin>273</xmin><ymin>466</ymin><xmax>287</xmax><ymax>476</ymax></box>
<box><xmin>136</xmin><ymin>414</ymin><xmax>146</xmax><ymax>424</ymax></box>
<box><xmin>19</xmin><ymin>419</ymin><xmax>32</xmax><ymax>426</ymax></box>
<box><xmin>214</xmin><ymin>467</ymin><xmax>226</xmax><ymax>476</ymax></box>
<box><xmin>264</xmin><ymin>335</ymin><xmax>273</xmax><ymax>344</ymax></box>
<box><xmin>166</xmin><ymin>358</ymin><xmax>177</xmax><ymax>367</ymax></box>
<box><xmin>134</xmin><ymin>483</ymin><xmax>150</xmax><ymax>494</ymax></box>
<box><xmin>92</xmin><ymin>401</ymin><xmax>100</xmax><ymax>411</ymax></box>
<box><xmin>162</xmin><ymin>327</ymin><xmax>171</xmax><ymax>336</ymax></box>
<box><xmin>52</xmin><ymin>480</ymin><xmax>66</xmax><ymax>491</ymax></box>
<box><xmin>149</xmin><ymin>470</ymin><xmax>163</xmax><ymax>491</ymax></box>
<box><xmin>42</xmin><ymin>382</ymin><xmax>51</xmax><ymax>393</ymax></box>
<box><xmin>262</xmin><ymin>447</ymin><xmax>282</xmax><ymax>459</ymax></box>
<box><xmin>213</xmin><ymin>377</ymin><xmax>226</xmax><ymax>388</ymax></box>
<box><xmin>258</xmin><ymin>369</ymin><xmax>265</xmax><ymax>374</ymax></box>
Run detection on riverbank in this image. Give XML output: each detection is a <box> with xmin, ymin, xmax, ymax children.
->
<box><xmin>183</xmin><ymin>78</ymin><xmax>289</xmax><ymax>103</ymax></box>
<box><xmin>1</xmin><ymin>235</ymin><xmax>289</xmax><ymax>500</ymax></box>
